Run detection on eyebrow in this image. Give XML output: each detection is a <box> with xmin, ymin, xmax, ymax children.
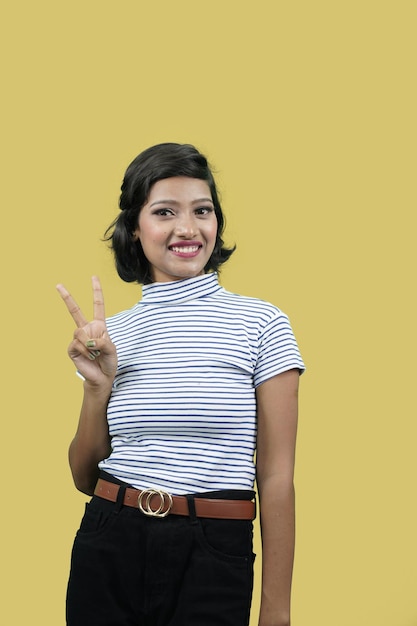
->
<box><xmin>149</xmin><ymin>197</ymin><xmax>214</xmax><ymax>208</ymax></box>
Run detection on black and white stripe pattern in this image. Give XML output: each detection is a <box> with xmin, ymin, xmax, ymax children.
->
<box><xmin>99</xmin><ymin>273</ymin><xmax>305</xmax><ymax>494</ymax></box>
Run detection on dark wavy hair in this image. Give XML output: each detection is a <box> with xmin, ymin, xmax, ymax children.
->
<box><xmin>104</xmin><ymin>143</ymin><xmax>235</xmax><ymax>284</ymax></box>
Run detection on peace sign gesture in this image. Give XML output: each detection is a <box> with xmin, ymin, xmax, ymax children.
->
<box><xmin>56</xmin><ymin>276</ymin><xmax>117</xmax><ymax>388</ymax></box>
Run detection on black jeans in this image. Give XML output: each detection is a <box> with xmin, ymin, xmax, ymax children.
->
<box><xmin>66</xmin><ymin>481</ymin><xmax>255</xmax><ymax>625</ymax></box>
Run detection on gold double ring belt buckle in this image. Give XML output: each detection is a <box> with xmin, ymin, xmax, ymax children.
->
<box><xmin>137</xmin><ymin>488</ymin><xmax>173</xmax><ymax>518</ymax></box>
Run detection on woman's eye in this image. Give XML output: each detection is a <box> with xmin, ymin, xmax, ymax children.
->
<box><xmin>195</xmin><ymin>206</ymin><xmax>214</xmax><ymax>215</ymax></box>
<box><xmin>154</xmin><ymin>208</ymin><xmax>174</xmax><ymax>216</ymax></box>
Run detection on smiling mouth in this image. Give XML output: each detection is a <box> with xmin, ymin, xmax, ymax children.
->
<box><xmin>169</xmin><ymin>245</ymin><xmax>201</xmax><ymax>254</ymax></box>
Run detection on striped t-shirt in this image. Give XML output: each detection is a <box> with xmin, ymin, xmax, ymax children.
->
<box><xmin>98</xmin><ymin>272</ymin><xmax>305</xmax><ymax>495</ymax></box>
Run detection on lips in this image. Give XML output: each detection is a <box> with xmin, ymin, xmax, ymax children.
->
<box><xmin>168</xmin><ymin>241</ymin><xmax>203</xmax><ymax>257</ymax></box>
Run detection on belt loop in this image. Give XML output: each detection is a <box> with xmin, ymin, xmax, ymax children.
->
<box><xmin>186</xmin><ymin>495</ymin><xmax>198</xmax><ymax>525</ymax></box>
<box><xmin>114</xmin><ymin>484</ymin><xmax>126</xmax><ymax>513</ymax></box>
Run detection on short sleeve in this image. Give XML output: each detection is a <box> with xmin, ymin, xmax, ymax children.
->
<box><xmin>253</xmin><ymin>310</ymin><xmax>305</xmax><ymax>387</ymax></box>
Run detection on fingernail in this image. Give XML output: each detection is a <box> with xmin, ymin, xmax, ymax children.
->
<box><xmin>92</xmin><ymin>350</ymin><xmax>101</xmax><ymax>357</ymax></box>
<box><xmin>88</xmin><ymin>353</ymin><xmax>96</xmax><ymax>360</ymax></box>
<box><xmin>86</xmin><ymin>340</ymin><xmax>96</xmax><ymax>348</ymax></box>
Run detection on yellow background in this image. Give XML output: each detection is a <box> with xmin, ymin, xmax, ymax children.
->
<box><xmin>1</xmin><ymin>1</ymin><xmax>416</xmax><ymax>624</ymax></box>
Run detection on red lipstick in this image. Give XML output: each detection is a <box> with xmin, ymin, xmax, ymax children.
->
<box><xmin>168</xmin><ymin>240</ymin><xmax>203</xmax><ymax>258</ymax></box>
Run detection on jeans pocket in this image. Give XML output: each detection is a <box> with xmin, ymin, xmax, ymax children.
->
<box><xmin>77</xmin><ymin>500</ymin><xmax>118</xmax><ymax>537</ymax></box>
<box><xmin>196</xmin><ymin>518</ymin><xmax>254</xmax><ymax>563</ymax></box>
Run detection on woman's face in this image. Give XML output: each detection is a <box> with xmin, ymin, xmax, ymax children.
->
<box><xmin>134</xmin><ymin>176</ymin><xmax>218</xmax><ymax>283</ymax></box>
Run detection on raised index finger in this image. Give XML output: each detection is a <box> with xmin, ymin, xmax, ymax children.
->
<box><xmin>56</xmin><ymin>283</ymin><xmax>89</xmax><ymax>328</ymax></box>
<box><xmin>92</xmin><ymin>275</ymin><xmax>106</xmax><ymax>322</ymax></box>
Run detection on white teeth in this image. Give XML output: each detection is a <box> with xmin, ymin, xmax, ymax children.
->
<box><xmin>171</xmin><ymin>246</ymin><xmax>199</xmax><ymax>253</ymax></box>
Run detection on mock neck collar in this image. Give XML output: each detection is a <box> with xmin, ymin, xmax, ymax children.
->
<box><xmin>141</xmin><ymin>272</ymin><xmax>222</xmax><ymax>304</ymax></box>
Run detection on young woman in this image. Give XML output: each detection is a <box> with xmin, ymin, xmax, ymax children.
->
<box><xmin>57</xmin><ymin>143</ymin><xmax>305</xmax><ymax>626</ymax></box>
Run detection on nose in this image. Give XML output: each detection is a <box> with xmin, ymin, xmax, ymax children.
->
<box><xmin>174</xmin><ymin>214</ymin><xmax>198</xmax><ymax>238</ymax></box>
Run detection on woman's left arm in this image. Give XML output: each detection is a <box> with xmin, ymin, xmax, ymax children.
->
<box><xmin>256</xmin><ymin>368</ymin><xmax>300</xmax><ymax>626</ymax></box>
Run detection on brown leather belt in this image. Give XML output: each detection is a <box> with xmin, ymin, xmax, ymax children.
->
<box><xmin>94</xmin><ymin>479</ymin><xmax>256</xmax><ymax>520</ymax></box>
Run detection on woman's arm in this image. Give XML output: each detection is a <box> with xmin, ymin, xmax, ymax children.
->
<box><xmin>68</xmin><ymin>382</ymin><xmax>113</xmax><ymax>495</ymax></box>
<box><xmin>256</xmin><ymin>368</ymin><xmax>300</xmax><ymax>626</ymax></box>
<box><xmin>57</xmin><ymin>277</ymin><xmax>118</xmax><ymax>495</ymax></box>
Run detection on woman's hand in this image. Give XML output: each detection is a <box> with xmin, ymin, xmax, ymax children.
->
<box><xmin>56</xmin><ymin>276</ymin><xmax>117</xmax><ymax>389</ymax></box>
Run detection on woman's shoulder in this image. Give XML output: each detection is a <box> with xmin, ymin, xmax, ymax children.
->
<box><xmin>217</xmin><ymin>286</ymin><xmax>288</xmax><ymax>320</ymax></box>
<box><xmin>105</xmin><ymin>301</ymin><xmax>141</xmax><ymax>330</ymax></box>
